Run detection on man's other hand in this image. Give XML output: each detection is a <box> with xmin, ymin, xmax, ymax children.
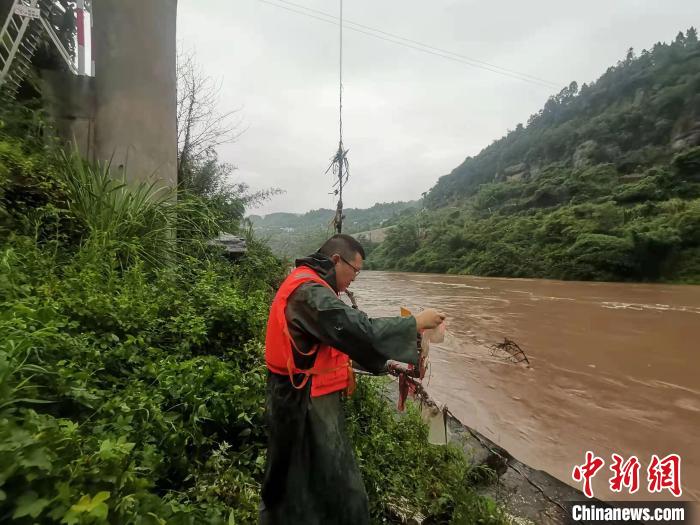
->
<box><xmin>415</xmin><ymin>309</ymin><xmax>446</xmax><ymax>331</ymax></box>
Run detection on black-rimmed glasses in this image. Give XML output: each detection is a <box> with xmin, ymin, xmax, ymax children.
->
<box><xmin>339</xmin><ymin>255</ymin><xmax>361</xmax><ymax>276</ymax></box>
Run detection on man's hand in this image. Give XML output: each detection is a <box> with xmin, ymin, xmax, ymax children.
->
<box><xmin>414</xmin><ymin>308</ymin><xmax>446</xmax><ymax>331</ymax></box>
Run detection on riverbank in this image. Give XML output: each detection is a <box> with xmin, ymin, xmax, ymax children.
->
<box><xmin>446</xmin><ymin>408</ymin><xmax>586</xmax><ymax>524</ymax></box>
<box><xmin>382</xmin><ymin>382</ymin><xmax>591</xmax><ymax>525</ymax></box>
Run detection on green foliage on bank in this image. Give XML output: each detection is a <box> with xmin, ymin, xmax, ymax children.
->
<box><xmin>346</xmin><ymin>379</ymin><xmax>506</xmax><ymax>524</ymax></box>
<box><xmin>0</xmin><ymin>104</ymin><xmax>503</xmax><ymax>523</ymax></box>
<box><xmin>368</xmin><ymin>29</ymin><xmax>700</xmax><ymax>282</ymax></box>
<box><xmin>0</xmin><ymin>107</ymin><xmax>283</xmax><ymax>523</ymax></box>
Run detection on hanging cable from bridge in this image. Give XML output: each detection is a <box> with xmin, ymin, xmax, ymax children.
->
<box><xmin>325</xmin><ymin>0</ymin><xmax>359</xmax><ymax>308</ymax></box>
<box><xmin>325</xmin><ymin>0</ymin><xmax>349</xmax><ymax>235</ymax></box>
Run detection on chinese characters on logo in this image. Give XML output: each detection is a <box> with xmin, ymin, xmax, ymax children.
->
<box><xmin>572</xmin><ymin>451</ymin><xmax>605</xmax><ymax>498</ymax></box>
<box><xmin>609</xmin><ymin>453</ymin><xmax>641</xmax><ymax>494</ymax></box>
<box><xmin>572</xmin><ymin>452</ymin><xmax>682</xmax><ymax>498</ymax></box>
<box><xmin>648</xmin><ymin>454</ymin><xmax>682</xmax><ymax>497</ymax></box>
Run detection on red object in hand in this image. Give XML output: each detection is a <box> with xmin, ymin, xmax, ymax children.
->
<box><xmin>397</xmin><ymin>367</ymin><xmax>419</xmax><ymax>412</ymax></box>
<box><xmin>397</xmin><ymin>373</ymin><xmax>409</xmax><ymax>411</ymax></box>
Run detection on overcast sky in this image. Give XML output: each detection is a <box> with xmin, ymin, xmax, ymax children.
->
<box><xmin>177</xmin><ymin>0</ymin><xmax>698</xmax><ymax>215</ymax></box>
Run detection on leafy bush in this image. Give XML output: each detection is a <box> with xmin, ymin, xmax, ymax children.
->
<box><xmin>672</xmin><ymin>146</ymin><xmax>700</xmax><ymax>179</ymax></box>
<box><xmin>346</xmin><ymin>379</ymin><xmax>506</xmax><ymax>524</ymax></box>
<box><xmin>0</xmin><ymin>236</ymin><xmax>275</xmax><ymax>523</ymax></box>
<box><xmin>0</xmin><ymin>118</ymin><xmax>278</xmax><ymax>522</ymax></box>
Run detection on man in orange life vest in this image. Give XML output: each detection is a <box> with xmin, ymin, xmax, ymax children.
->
<box><xmin>259</xmin><ymin>234</ymin><xmax>445</xmax><ymax>525</ymax></box>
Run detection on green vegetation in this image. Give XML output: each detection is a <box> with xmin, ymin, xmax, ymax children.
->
<box><xmin>0</xmin><ymin>102</ymin><xmax>503</xmax><ymax>523</ymax></box>
<box><xmin>346</xmin><ymin>379</ymin><xmax>505</xmax><ymax>524</ymax></box>
<box><xmin>249</xmin><ymin>201</ymin><xmax>419</xmax><ymax>260</ymax></box>
<box><xmin>368</xmin><ymin>29</ymin><xmax>700</xmax><ymax>282</ymax></box>
<box><xmin>0</xmin><ymin>104</ymin><xmax>283</xmax><ymax>523</ymax></box>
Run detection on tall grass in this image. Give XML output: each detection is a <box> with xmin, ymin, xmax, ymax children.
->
<box><xmin>56</xmin><ymin>150</ymin><xmax>222</xmax><ymax>268</ymax></box>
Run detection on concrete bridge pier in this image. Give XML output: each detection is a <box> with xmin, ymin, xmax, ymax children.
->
<box><xmin>92</xmin><ymin>0</ymin><xmax>178</xmax><ymax>188</ymax></box>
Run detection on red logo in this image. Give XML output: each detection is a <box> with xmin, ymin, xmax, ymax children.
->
<box><xmin>573</xmin><ymin>452</ymin><xmax>683</xmax><ymax>498</ymax></box>
<box><xmin>572</xmin><ymin>451</ymin><xmax>605</xmax><ymax>498</ymax></box>
<box><xmin>647</xmin><ymin>454</ymin><xmax>682</xmax><ymax>497</ymax></box>
<box><xmin>609</xmin><ymin>454</ymin><xmax>641</xmax><ymax>494</ymax></box>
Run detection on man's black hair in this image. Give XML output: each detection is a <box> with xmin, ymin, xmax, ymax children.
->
<box><xmin>318</xmin><ymin>234</ymin><xmax>366</xmax><ymax>260</ymax></box>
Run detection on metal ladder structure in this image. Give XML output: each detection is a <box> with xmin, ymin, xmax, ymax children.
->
<box><xmin>0</xmin><ymin>0</ymin><xmax>79</xmax><ymax>100</ymax></box>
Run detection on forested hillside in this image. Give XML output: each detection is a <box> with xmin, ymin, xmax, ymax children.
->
<box><xmin>249</xmin><ymin>200</ymin><xmax>419</xmax><ymax>259</ymax></box>
<box><xmin>369</xmin><ymin>29</ymin><xmax>700</xmax><ymax>282</ymax></box>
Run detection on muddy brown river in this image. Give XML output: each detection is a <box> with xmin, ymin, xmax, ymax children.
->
<box><xmin>348</xmin><ymin>271</ymin><xmax>700</xmax><ymax>502</ymax></box>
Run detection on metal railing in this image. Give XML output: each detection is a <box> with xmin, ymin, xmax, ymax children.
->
<box><xmin>0</xmin><ymin>0</ymin><xmax>78</xmax><ymax>100</ymax></box>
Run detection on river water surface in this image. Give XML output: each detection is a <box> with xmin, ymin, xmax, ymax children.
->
<box><xmin>348</xmin><ymin>271</ymin><xmax>700</xmax><ymax>502</ymax></box>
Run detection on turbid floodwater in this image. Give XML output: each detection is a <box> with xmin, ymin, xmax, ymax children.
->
<box><xmin>348</xmin><ymin>271</ymin><xmax>700</xmax><ymax>502</ymax></box>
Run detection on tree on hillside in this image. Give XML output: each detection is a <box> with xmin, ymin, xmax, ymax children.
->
<box><xmin>687</xmin><ymin>27</ymin><xmax>698</xmax><ymax>45</ymax></box>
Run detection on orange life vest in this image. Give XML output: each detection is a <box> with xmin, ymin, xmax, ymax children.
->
<box><xmin>265</xmin><ymin>266</ymin><xmax>355</xmax><ymax>397</ymax></box>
